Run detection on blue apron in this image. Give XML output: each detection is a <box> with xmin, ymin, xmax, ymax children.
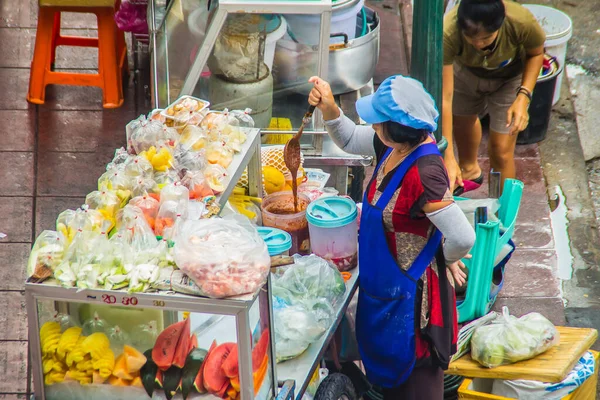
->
<box><xmin>356</xmin><ymin>143</ymin><xmax>443</xmax><ymax>388</ymax></box>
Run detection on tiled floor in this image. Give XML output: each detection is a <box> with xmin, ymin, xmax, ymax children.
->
<box><xmin>0</xmin><ymin>2</ymin><xmax>140</xmax><ymax>396</ymax></box>
<box><xmin>0</xmin><ymin>0</ymin><xmax>561</xmax><ymax>397</ymax></box>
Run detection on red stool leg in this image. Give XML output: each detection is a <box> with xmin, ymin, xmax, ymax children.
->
<box><xmin>27</xmin><ymin>7</ymin><xmax>56</xmax><ymax>105</ymax></box>
<box><xmin>96</xmin><ymin>8</ymin><xmax>123</xmax><ymax>108</ymax></box>
<box><xmin>50</xmin><ymin>12</ymin><xmax>61</xmax><ymax>70</ymax></box>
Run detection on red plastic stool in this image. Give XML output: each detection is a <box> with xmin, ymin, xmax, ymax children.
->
<box><xmin>27</xmin><ymin>1</ymin><xmax>128</xmax><ymax>109</ymax></box>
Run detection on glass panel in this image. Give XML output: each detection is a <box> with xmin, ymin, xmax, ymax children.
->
<box><xmin>34</xmin><ymin>292</ymin><xmax>273</xmax><ymax>400</ymax></box>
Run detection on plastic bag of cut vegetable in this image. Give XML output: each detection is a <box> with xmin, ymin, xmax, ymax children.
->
<box><xmin>27</xmin><ymin>230</ymin><xmax>68</xmax><ymax>283</ymax></box>
<box><xmin>173</xmin><ymin>215</ymin><xmax>270</xmax><ymax>298</ymax></box>
<box><xmin>57</xmin><ymin>206</ymin><xmax>113</xmax><ymax>242</ymax></box>
<box><xmin>471</xmin><ymin>307</ymin><xmax>559</xmax><ymax>368</ymax></box>
<box><xmin>154</xmin><ymin>200</ymin><xmax>187</xmax><ymax>239</ymax></box>
<box><xmin>129</xmin><ymin>195</ymin><xmax>160</xmax><ymax>230</ymax></box>
<box><xmin>180</xmin><ymin>169</ymin><xmax>213</xmax><ymax>200</ymax></box>
<box><xmin>115</xmin><ymin>205</ymin><xmax>159</xmax><ymax>252</ymax></box>
<box><xmin>54</xmin><ymin>230</ymin><xmax>111</xmax><ymax>288</ymax></box>
<box><xmin>173</xmin><ymin>145</ymin><xmax>207</xmax><ymax>172</ymax></box>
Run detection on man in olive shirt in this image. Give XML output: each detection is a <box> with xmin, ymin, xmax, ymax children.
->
<box><xmin>442</xmin><ymin>0</ymin><xmax>545</xmax><ymax>194</ymax></box>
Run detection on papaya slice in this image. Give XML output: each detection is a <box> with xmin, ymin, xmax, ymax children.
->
<box><xmin>253</xmin><ymin>354</ymin><xmax>269</xmax><ymax>396</ymax></box>
<box><xmin>108</xmin><ymin>375</ymin><xmax>130</xmax><ymax>386</ymax></box>
<box><xmin>172</xmin><ymin>318</ymin><xmax>191</xmax><ymax>368</ymax></box>
<box><xmin>92</xmin><ymin>371</ymin><xmax>107</xmax><ymax>384</ymax></box>
<box><xmin>152</xmin><ymin>320</ymin><xmax>186</xmax><ymax>371</ymax></box>
<box><xmin>123</xmin><ymin>345</ymin><xmax>147</xmax><ymax>373</ymax></box>
<box><xmin>226</xmin><ymin>385</ymin><xmax>238</xmax><ymax>399</ymax></box>
<box><xmin>230</xmin><ymin>376</ymin><xmax>240</xmax><ymax>392</ymax></box>
<box><xmin>181</xmin><ymin>348</ymin><xmax>208</xmax><ymax>400</ymax></box>
<box><xmin>163</xmin><ymin>366</ymin><xmax>182</xmax><ymax>400</ymax></box>
<box><xmin>251</xmin><ymin>329</ymin><xmax>270</xmax><ymax>372</ymax></box>
<box><xmin>194</xmin><ymin>340</ymin><xmax>216</xmax><ymax>394</ymax></box>
<box><xmin>131</xmin><ymin>375</ymin><xmax>143</xmax><ymax>388</ymax></box>
<box><xmin>203</xmin><ymin>342</ymin><xmax>235</xmax><ymax>395</ymax></box>
<box><xmin>113</xmin><ymin>354</ymin><xmax>134</xmax><ymax>380</ymax></box>
<box><xmin>140</xmin><ymin>349</ymin><xmax>158</xmax><ymax>397</ymax></box>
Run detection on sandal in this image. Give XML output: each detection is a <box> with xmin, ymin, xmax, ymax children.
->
<box><xmin>453</xmin><ymin>172</ymin><xmax>484</xmax><ymax>196</ymax></box>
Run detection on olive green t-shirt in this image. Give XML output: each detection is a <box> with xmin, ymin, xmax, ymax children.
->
<box><xmin>443</xmin><ymin>1</ymin><xmax>546</xmax><ymax>79</ymax></box>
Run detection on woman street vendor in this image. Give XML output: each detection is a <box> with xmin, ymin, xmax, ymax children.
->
<box><xmin>308</xmin><ymin>75</ymin><xmax>476</xmax><ymax>399</ymax></box>
<box><xmin>442</xmin><ymin>0</ymin><xmax>545</xmax><ymax>194</ymax></box>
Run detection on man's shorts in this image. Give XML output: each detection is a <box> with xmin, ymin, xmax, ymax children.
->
<box><xmin>452</xmin><ymin>63</ymin><xmax>522</xmax><ymax>134</ymax></box>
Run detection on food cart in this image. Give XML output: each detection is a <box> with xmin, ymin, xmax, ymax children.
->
<box><xmin>148</xmin><ymin>0</ymin><xmax>381</xmax><ymax>196</ymax></box>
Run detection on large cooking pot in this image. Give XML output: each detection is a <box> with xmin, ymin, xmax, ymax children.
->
<box><xmin>273</xmin><ymin>7</ymin><xmax>380</xmax><ymax>95</ymax></box>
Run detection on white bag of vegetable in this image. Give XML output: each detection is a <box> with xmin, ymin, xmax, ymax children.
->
<box><xmin>471</xmin><ymin>307</ymin><xmax>559</xmax><ymax>368</ymax></box>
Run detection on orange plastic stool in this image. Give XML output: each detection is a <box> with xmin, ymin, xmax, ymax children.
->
<box><xmin>27</xmin><ymin>2</ymin><xmax>128</xmax><ymax>109</ymax></box>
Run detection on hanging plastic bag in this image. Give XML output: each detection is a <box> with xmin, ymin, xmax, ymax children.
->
<box><xmin>129</xmin><ymin>195</ymin><xmax>160</xmax><ymax>230</ymax></box>
<box><xmin>180</xmin><ymin>169</ymin><xmax>214</xmax><ymax>200</ymax></box>
<box><xmin>82</xmin><ymin>312</ymin><xmax>110</xmax><ymax>336</ymax></box>
<box><xmin>471</xmin><ymin>307</ymin><xmax>559</xmax><ymax>368</ymax></box>
<box><xmin>204</xmin><ymin>164</ymin><xmax>230</xmax><ymax>194</ymax></box>
<box><xmin>491</xmin><ymin>351</ymin><xmax>596</xmax><ymax>399</ymax></box>
<box><xmin>173</xmin><ymin>216</ymin><xmax>271</xmax><ymax>298</ymax></box>
<box><xmin>131</xmin><ymin>320</ymin><xmax>159</xmax><ymax>352</ymax></box>
<box><xmin>27</xmin><ymin>230</ymin><xmax>68</xmax><ymax>283</ymax></box>
<box><xmin>106</xmin><ymin>325</ymin><xmax>131</xmax><ymax>353</ymax></box>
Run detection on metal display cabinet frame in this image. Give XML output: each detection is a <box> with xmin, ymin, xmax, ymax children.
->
<box><xmin>149</xmin><ymin>0</ymin><xmax>333</xmax><ymax>155</ymax></box>
<box><xmin>26</xmin><ymin>279</ymin><xmax>277</xmax><ymax>400</ymax></box>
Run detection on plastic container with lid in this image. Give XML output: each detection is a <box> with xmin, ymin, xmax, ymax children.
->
<box><xmin>261</xmin><ymin>192</ymin><xmax>311</xmax><ymax>255</ymax></box>
<box><xmin>257</xmin><ymin>227</ymin><xmax>292</xmax><ymax>256</ymax></box>
<box><xmin>306</xmin><ymin>196</ymin><xmax>358</xmax><ymax>271</ymax></box>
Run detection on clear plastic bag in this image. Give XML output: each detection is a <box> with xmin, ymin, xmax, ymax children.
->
<box><xmin>180</xmin><ymin>169</ymin><xmax>214</xmax><ymax>200</ymax></box>
<box><xmin>203</xmin><ymin>164</ymin><xmax>230</xmax><ymax>194</ymax></box>
<box><xmin>160</xmin><ymin>182</ymin><xmax>190</xmax><ymax>208</ymax></box>
<box><xmin>471</xmin><ymin>307</ymin><xmax>559</xmax><ymax>368</ymax></box>
<box><xmin>56</xmin><ymin>206</ymin><xmax>112</xmax><ymax>243</ymax></box>
<box><xmin>154</xmin><ymin>169</ymin><xmax>179</xmax><ymax>189</ymax></box>
<box><xmin>82</xmin><ymin>312</ymin><xmax>110</xmax><ymax>336</ymax></box>
<box><xmin>129</xmin><ymin>195</ymin><xmax>160</xmax><ymax>230</ymax></box>
<box><xmin>131</xmin><ymin>175</ymin><xmax>159</xmax><ymax>198</ymax></box>
<box><xmin>106</xmin><ymin>147</ymin><xmax>130</xmax><ymax>170</ymax></box>
<box><xmin>27</xmin><ymin>230</ymin><xmax>67</xmax><ymax>283</ymax></box>
<box><xmin>173</xmin><ymin>216</ymin><xmax>270</xmax><ymax>298</ymax></box>
<box><xmin>139</xmin><ymin>144</ymin><xmax>175</xmax><ymax>172</ymax></box>
<box><xmin>115</xmin><ymin>205</ymin><xmax>159</xmax><ymax>252</ymax></box>
<box><xmin>230</xmin><ymin>108</ymin><xmax>255</xmax><ymax>128</ymax></box>
<box><xmin>178</xmin><ymin>125</ymin><xmax>208</xmax><ymax>151</ymax></box>
<box><xmin>129</xmin><ymin>117</ymin><xmax>166</xmax><ymax>154</ymax></box>
<box><xmin>106</xmin><ymin>325</ymin><xmax>131</xmax><ymax>353</ymax></box>
<box><xmin>85</xmin><ymin>190</ymin><xmax>121</xmax><ymax>219</ymax></box>
<box><xmin>98</xmin><ymin>167</ymin><xmax>131</xmax><ymax>192</ymax></box>
<box><xmin>54</xmin><ymin>230</ymin><xmax>111</xmax><ymax>288</ymax></box>
<box><xmin>154</xmin><ymin>200</ymin><xmax>187</xmax><ymax>239</ymax></box>
<box><xmin>114</xmin><ymin>0</ymin><xmax>148</xmax><ymax>34</ymax></box>
<box><xmin>131</xmin><ymin>320</ymin><xmax>159</xmax><ymax>352</ymax></box>
<box><xmin>173</xmin><ymin>145</ymin><xmax>207</xmax><ymax>172</ymax></box>
<box><xmin>124</xmin><ymin>155</ymin><xmax>154</xmax><ymax>179</ymax></box>
<box><xmin>206</xmin><ymin>141</ymin><xmax>234</xmax><ymax>168</ymax></box>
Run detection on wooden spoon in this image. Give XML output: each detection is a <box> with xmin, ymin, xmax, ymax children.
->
<box><xmin>284</xmin><ymin>104</ymin><xmax>316</xmax><ymax>212</ymax></box>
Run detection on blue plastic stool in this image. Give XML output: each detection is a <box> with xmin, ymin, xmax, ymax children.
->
<box><xmin>455</xmin><ymin>178</ymin><xmax>524</xmax><ymax>323</ymax></box>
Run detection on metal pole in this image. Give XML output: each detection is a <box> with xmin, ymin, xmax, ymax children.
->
<box><xmin>410</xmin><ymin>0</ymin><xmax>445</xmax><ymax>146</ymax></box>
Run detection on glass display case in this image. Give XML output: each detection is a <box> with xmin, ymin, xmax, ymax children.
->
<box><xmin>27</xmin><ymin>281</ymin><xmax>276</xmax><ymax>400</ymax></box>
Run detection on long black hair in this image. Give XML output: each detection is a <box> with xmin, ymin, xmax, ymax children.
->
<box><xmin>381</xmin><ymin>121</ymin><xmax>429</xmax><ymax>148</ymax></box>
<box><xmin>457</xmin><ymin>0</ymin><xmax>506</xmax><ymax>37</ymax></box>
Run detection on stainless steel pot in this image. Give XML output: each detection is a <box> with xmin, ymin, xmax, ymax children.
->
<box><xmin>272</xmin><ymin>7</ymin><xmax>380</xmax><ymax>95</ymax></box>
<box><xmin>328</xmin><ymin>7</ymin><xmax>380</xmax><ymax>94</ymax></box>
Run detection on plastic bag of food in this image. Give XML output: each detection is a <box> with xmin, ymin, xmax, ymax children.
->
<box><xmin>139</xmin><ymin>144</ymin><xmax>174</xmax><ymax>172</ymax></box>
<box><xmin>124</xmin><ymin>155</ymin><xmax>154</xmax><ymax>179</ymax></box>
<box><xmin>230</xmin><ymin>108</ymin><xmax>255</xmax><ymax>128</ymax></box>
<box><xmin>178</xmin><ymin>125</ymin><xmax>208</xmax><ymax>151</ymax></box>
<box><xmin>206</xmin><ymin>141</ymin><xmax>234</xmax><ymax>168</ymax></box>
<box><xmin>82</xmin><ymin>312</ymin><xmax>110</xmax><ymax>335</ymax></box>
<box><xmin>129</xmin><ymin>117</ymin><xmax>166</xmax><ymax>154</ymax></box>
<box><xmin>471</xmin><ymin>307</ymin><xmax>559</xmax><ymax>368</ymax></box>
<box><xmin>131</xmin><ymin>175</ymin><xmax>159</xmax><ymax>198</ymax></box>
<box><xmin>200</xmin><ymin>110</ymin><xmax>238</xmax><ymax>140</ymax></box>
<box><xmin>115</xmin><ymin>205</ymin><xmax>159</xmax><ymax>252</ymax></box>
<box><xmin>106</xmin><ymin>147</ymin><xmax>130</xmax><ymax>170</ymax></box>
<box><xmin>173</xmin><ymin>145</ymin><xmax>207</xmax><ymax>172</ymax></box>
<box><xmin>154</xmin><ymin>169</ymin><xmax>179</xmax><ymax>189</ymax></box>
<box><xmin>114</xmin><ymin>0</ymin><xmax>148</xmax><ymax>34</ymax></box>
<box><xmin>85</xmin><ymin>190</ymin><xmax>121</xmax><ymax>219</ymax></box>
<box><xmin>131</xmin><ymin>320</ymin><xmax>159</xmax><ymax>352</ymax></box>
<box><xmin>57</xmin><ymin>206</ymin><xmax>113</xmax><ymax>242</ymax></box>
<box><xmin>160</xmin><ymin>182</ymin><xmax>190</xmax><ymax>206</ymax></box>
<box><xmin>154</xmin><ymin>200</ymin><xmax>187</xmax><ymax>239</ymax></box>
<box><xmin>98</xmin><ymin>167</ymin><xmax>131</xmax><ymax>193</ymax></box>
<box><xmin>129</xmin><ymin>195</ymin><xmax>160</xmax><ymax>230</ymax></box>
<box><xmin>273</xmin><ymin>297</ymin><xmax>326</xmax><ymax>362</ymax></box>
<box><xmin>54</xmin><ymin>230</ymin><xmax>111</xmax><ymax>288</ymax></box>
<box><xmin>180</xmin><ymin>169</ymin><xmax>214</xmax><ymax>200</ymax></box>
<box><xmin>173</xmin><ymin>216</ymin><xmax>270</xmax><ymax>298</ymax></box>
<box><xmin>27</xmin><ymin>230</ymin><xmax>67</xmax><ymax>283</ymax></box>
<box><xmin>203</xmin><ymin>164</ymin><xmax>230</xmax><ymax>194</ymax></box>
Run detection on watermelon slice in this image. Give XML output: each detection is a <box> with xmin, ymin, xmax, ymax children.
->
<box><xmin>216</xmin><ymin>382</ymin><xmax>230</xmax><ymax>399</ymax></box>
<box><xmin>155</xmin><ymin>369</ymin><xmax>164</xmax><ymax>388</ymax></box>
<box><xmin>181</xmin><ymin>348</ymin><xmax>207</xmax><ymax>400</ymax></box>
<box><xmin>163</xmin><ymin>366</ymin><xmax>182</xmax><ymax>400</ymax></box>
<box><xmin>153</xmin><ymin>320</ymin><xmax>186</xmax><ymax>371</ymax></box>
<box><xmin>140</xmin><ymin>349</ymin><xmax>158</xmax><ymax>397</ymax></box>
<box><xmin>221</xmin><ymin>343</ymin><xmax>239</xmax><ymax>378</ymax></box>
<box><xmin>252</xmin><ymin>330</ymin><xmax>270</xmax><ymax>372</ymax></box>
<box><xmin>172</xmin><ymin>318</ymin><xmax>192</xmax><ymax>368</ymax></box>
<box><xmin>194</xmin><ymin>340</ymin><xmax>217</xmax><ymax>393</ymax></box>
<box><xmin>203</xmin><ymin>342</ymin><xmax>235</xmax><ymax>395</ymax></box>
<box><xmin>188</xmin><ymin>334</ymin><xmax>198</xmax><ymax>354</ymax></box>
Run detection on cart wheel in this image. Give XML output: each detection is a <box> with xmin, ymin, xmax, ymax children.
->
<box><xmin>314</xmin><ymin>373</ymin><xmax>357</xmax><ymax>400</ymax></box>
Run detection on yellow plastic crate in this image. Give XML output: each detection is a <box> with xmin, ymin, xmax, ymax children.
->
<box><xmin>458</xmin><ymin>350</ymin><xmax>599</xmax><ymax>400</ymax></box>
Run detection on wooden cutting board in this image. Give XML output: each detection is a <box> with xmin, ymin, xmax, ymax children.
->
<box><xmin>447</xmin><ymin>326</ymin><xmax>598</xmax><ymax>383</ymax></box>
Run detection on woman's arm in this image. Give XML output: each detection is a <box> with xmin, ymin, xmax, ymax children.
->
<box><xmin>442</xmin><ymin>65</ymin><xmax>462</xmax><ymax>191</ymax></box>
<box><xmin>506</xmin><ymin>45</ymin><xmax>544</xmax><ymax>135</ymax></box>
<box><xmin>309</xmin><ymin>77</ymin><xmax>376</xmax><ymax>157</ymax></box>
